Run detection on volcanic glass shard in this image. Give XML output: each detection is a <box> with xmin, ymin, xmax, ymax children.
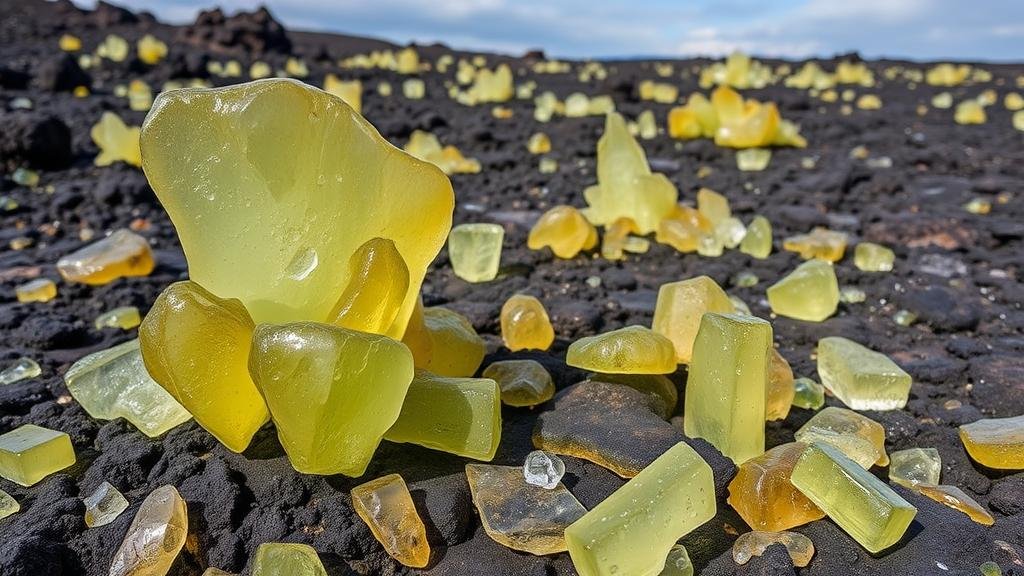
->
<box><xmin>140</xmin><ymin>79</ymin><xmax>454</xmax><ymax>331</ymax></box>
<box><xmin>587</xmin><ymin>373</ymin><xmax>678</xmax><ymax>420</ymax></box>
<box><xmin>420</xmin><ymin>306</ymin><xmax>486</xmax><ymax>377</ymax></box>
<box><xmin>651</xmin><ymin>275</ymin><xmax>735</xmax><ymax>364</ymax></box>
<box><xmin>249</xmin><ymin>322</ymin><xmax>414</xmax><ymax>476</ymax></box>
<box><xmin>959</xmin><ymin>415</ymin><xmax>1024</xmax><ymax>470</ymax></box>
<box><xmin>251</xmin><ymin>543</ymin><xmax>328</xmax><ymax>576</ymax></box>
<box><xmin>659</xmin><ymin>545</ymin><xmax>693</xmax><ymax>576</ymax></box>
<box><xmin>84</xmin><ymin>481</ymin><xmax>129</xmax><ymax>528</ymax></box>
<box><xmin>782</xmin><ymin>227</ymin><xmax>848</xmax><ymax>262</ymax></box>
<box><xmin>0</xmin><ymin>489</ymin><xmax>18</xmax><ymax>519</ymax></box>
<box><xmin>404</xmin><ymin>130</ymin><xmax>481</xmax><ymax>175</ymax></box>
<box><xmin>736</xmin><ymin>148</ymin><xmax>772</xmax><ymax>171</ymax></box>
<box><xmin>483</xmin><ymin>360</ymin><xmax>555</xmax><ymax>407</ymax></box>
<box><xmin>385</xmin><ymin>371</ymin><xmax>501</xmax><ymax>461</ymax></box>
<box><xmin>854</xmin><ymin>242</ymin><xmax>895</xmax><ymax>272</ymax></box>
<box><xmin>523</xmin><ymin>450</ymin><xmax>565</xmax><ymax>489</ymax></box>
<box><xmin>889</xmin><ymin>448</ymin><xmax>941</xmax><ymax>487</ymax></box>
<box><xmin>326</xmin><ymin>238</ymin><xmax>410</xmax><ymax>338</ymax></box>
<box><xmin>790</xmin><ymin>442</ymin><xmax>916</xmax><ymax>554</ymax></box>
<box><xmin>684</xmin><ymin>312</ymin><xmax>772</xmax><ymax>463</ymax></box>
<box><xmin>796</xmin><ymin>407</ymin><xmax>888</xmax><ymax>468</ymax></box>
<box><xmin>727</xmin><ymin>442</ymin><xmax>824</xmax><ymax>531</ymax></box>
<box><xmin>767</xmin><ymin>348</ymin><xmax>795</xmax><ymax>421</ymax></box>
<box><xmin>57</xmin><ymin>229</ymin><xmax>154</xmax><ymax>286</ymax></box>
<box><xmin>15</xmin><ymin>278</ymin><xmax>57</xmax><ymax>303</ymax></box>
<box><xmin>66</xmin><ymin>339</ymin><xmax>192</xmax><ymax>438</ymax></box>
<box><xmin>733</xmin><ymin>530</ymin><xmax>814</xmax><ymax>567</ymax></box>
<box><xmin>351</xmin><ymin>473</ymin><xmax>431</xmax><ymax>567</ymax></box>
<box><xmin>582</xmin><ymin>112</ymin><xmax>678</xmax><ymax>233</ymax></box>
<box><xmin>740</xmin><ymin>215</ymin><xmax>772</xmax><ymax>258</ymax></box>
<box><xmin>817</xmin><ymin>336</ymin><xmax>911</xmax><ymax>411</ymax></box>
<box><xmin>567</xmin><ymin>326</ymin><xmax>677</xmax><ymax>375</ymax></box>
<box><xmin>92</xmin><ymin>112</ymin><xmax>142</xmax><ymax>167</ymax></box>
<box><xmin>697</xmin><ymin>187</ymin><xmax>731</xmax><ymax>225</ymax></box>
<box><xmin>564</xmin><ymin>442</ymin><xmax>716</xmax><ymax>576</ymax></box>
<box><xmin>500</xmin><ymin>294</ymin><xmax>555</xmax><ymax>352</ymax></box>
<box><xmin>527</xmin><ymin>205</ymin><xmax>598</xmax><ymax>259</ymax></box>
<box><xmin>108</xmin><ymin>485</ymin><xmax>188</xmax><ymax>576</ymax></box>
<box><xmin>140</xmin><ymin>281</ymin><xmax>268</xmax><ymax>453</ymax></box>
<box><xmin>527</xmin><ymin>132</ymin><xmax>551</xmax><ymax>154</ymax></box>
<box><xmin>0</xmin><ymin>424</ymin><xmax>76</xmax><ymax>487</ymax></box>
<box><xmin>792</xmin><ymin>377</ymin><xmax>825</xmax><ymax>409</ymax></box>
<box><xmin>466</xmin><ymin>463</ymin><xmax>587</xmax><ymax>555</ymax></box>
<box><xmin>95</xmin><ymin>306</ymin><xmax>142</xmax><ymax>330</ymax></box>
<box><xmin>448</xmin><ymin>223</ymin><xmax>504</xmax><ymax>283</ymax></box>
<box><xmin>912</xmin><ymin>483</ymin><xmax>994</xmax><ymax>525</ymax></box>
<box><xmin>0</xmin><ymin>357</ymin><xmax>41</xmax><ymax>385</ymax></box>
<box><xmin>766</xmin><ymin>259</ymin><xmax>839</xmax><ymax>322</ymax></box>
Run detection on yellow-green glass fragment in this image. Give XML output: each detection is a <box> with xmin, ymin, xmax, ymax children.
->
<box><xmin>0</xmin><ymin>357</ymin><xmax>41</xmax><ymax>385</ymax></box>
<box><xmin>766</xmin><ymin>259</ymin><xmax>839</xmax><ymax>322</ymax></box>
<box><xmin>736</xmin><ymin>148</ymin><xmax>772</xmax><ymax>171</ymax></box>
<box><xmin>351</xmin><ymin>474</ymin><xmax>431</xmax><ymax>567</ymax></box>
<box><xmin>57</xmin><ymin>229</ymin><xmax>155</xmax><ymax>286</ymax></box>
<box><xmin>15</xmin><ymin>278</ymin><xmax>57</xmax><ymax>303</ymax></box>
<box><xmin>420</xmin><ymin>306</ymin><xmax>486</xmax><ymax>377</ymax></box>
<box><xmin>385</xmin><ymin>371</ymin><xmax>501</xmax><ymax>461</ymax></box>
<box><xmin>651</xmin><ymin>275</ymin><xmax>734</xmax><ymax>364</ymax></box>
<box><xmin>0</xmin><ymin>424</ymin><xmax>76</xmax><ymax>487</ymax></box>
<box><xmin>792</xmin><ymin>377</ymin><xmax>825</xmax><ymax>410</ymax></box>
<box><xmin>791</xmin><ymin>442</ymin><xmax>916</xmax><ymax>554</ymax></box>
<box><xmin>739</xmin><ymin>215</ymin><xmax>772</xmax><ymax>259</ymax></box>
<box><xmin>66</xmin><ymin>339</ymin><xmax>192</xmax><ymax>438</ymax></box>
<box><xmin>782</xmin><ymin>227</ymin><xmax>848</xmax><ymax>262</ymax></box>
<box><xmin>795</xmin><ymin>406</ymin><xmax>888</xmax><ymax>468</ymax></box>
<box><xmin>466</xmin><ymin>463</ymin><xmax>587</xmax><ymax>555</ymax></box>
<box><xmin>659</xmin><ymin>545</ymin><xmax>693</xmax><ymax>576</ymax></box>
<box><xmin>564</xmin><ymin>442</ymin><xmax>716</xmax><ymax>576</ymax></box>
<box><xmin>959</xmin><ymin>415</ymin><xmax>1024</xmax><ymax>470</ymax></box>
<box><xmin>733</xmin><ymin>530</ymin><xmax>814</xmax><ymax>567</ymax></box>
<box><xmin>0</xmin><ymin>489</ymin><xmax>20</xmax><ymax>520</ymax></box>
<box><xmin>249</xmin><ymin>322</ymin><xmax>414</xmax><ymax>476</ymax></box>
<box><xmin>251</xmin><ymin>543</ymin><xmax>328</xmax><ymax>576</ymax></box>
<box><xmin>482</xmin><ymin>360</ymin><xmax>555</xmax><ymax>407</ymax></box>
<box><xmin>566</xmin><ymin>325</ymin><xmax>677</xmax><ymax>374</ymax></box>
<box><xmin>817</xmin><ymin>336</ymin><xmax>911</xmax><ymax>411</ymax></box>
<box><xmin>684</xmin><ymin>312</ymin><xmax>772</xmax><ymax>463</ymax></box>
<box><xmin>84</xmin><ymin>481</ymin><xmax>129</xmax><ymax>528</ymax></box>
<box><xmin>854</xmin><ymin>242</ymin><xmax>895</xmax><ymax>272</ymax></box>
<box><xmin>500</xmin><ymin>294</ymin><xmax>555</xmax><ymax>351</ymax></box>
<box><xmin>697</xmin><ymin>187</ymin><xmax>731</xmax><ymax>225</ymax></box>
<box><xmin>326</xmin><ymin>237</ymin><xmax>410</xmax><ymax>338</ymax></box>
<box><xmin>912</xmin><ymin>483</ymin><xmax>994</xmax><ymax>525</ymax></box>
<box><xmin>889</xmin><ymin>447</ymin><xmax>941</xmax><ymax>487</ymax></box>
<box><xmin>108</xmin><ymin>485</ymin><xmax>188</xmax><ymax>576</ymax></box>
<box><xmin>94</xmin><ymin>306</ymin><xmax>142</xmax><ymax>330</ymax></box>
<box><xmin>448</xmin><ymin>223</ymin><xmax>504</xmax><ymax>283</ymax></box>
<box><xmin>767</xmin><ymin>348</ymin><xmax>795</xmax><ymax>421</ymax></box>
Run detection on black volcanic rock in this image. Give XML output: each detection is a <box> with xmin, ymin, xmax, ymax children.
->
<box><xmin>176</xmin><ymin>5</ymin><xmax>292</xmax><ymax>56</ymax></box>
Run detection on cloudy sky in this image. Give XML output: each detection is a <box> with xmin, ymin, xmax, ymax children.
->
<box><xmin>78</xmin><ymin>0</ymin><xmax>1024</xmax><ymax>61</ymax></box>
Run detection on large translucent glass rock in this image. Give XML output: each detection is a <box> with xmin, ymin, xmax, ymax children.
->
<box><xmin>817</xmin><ymin>336</ymin><xmax>911</xmax><ymax>411</ymax></box>
<box><xmin>587</xmin><ymin>373</ymin><xmax>677</xmax><ymax>420</ymax></box>
<box><xmin>567</xmin><ymin>326</ymin><xmax>677</xmax><ymax>375</ymax></box>
<box><xmin>582</xmin><ymin>112</ymin><xmax>678</xmax><ymax>234</ymax></box>
<box><xmin>95</xmin><ymin>306</ymin><xmax>142</xmax><ymax>330</ymax></box>
<box><xmin>84</xmin><ymin>481</ymin><xmax>129</xmax><ymax>528</ymax></box>
<box><xmin>528</xmin><ymin>205</ymin><xmax>598</xmax><ymax>259</ymax></box>
<box><xmin>651</xmin><ymin>275</ymin><xmax>734</xmax><ymax>364</ymax></box>
<box><xmin>791</xmin><ymin>442</ymin><xmax>916</xmax><ymax>553</ymax></box>
<box><xmin>959</xmin><ymin>415</ymin><xmax>1024</xmax><ymax>469</ymax></box>
<box><xmin>15</xmin><ymin>278</ymin><xmax>57</xmax><ymax>303</ymax></box>
<box><xmin>766</xmin><ymin>349</ymin><xmax>795</xmax><ymax>421</ymax></box>
<box><xmin>727</xmin><ymin>442</ymin><xmax>824</xmax><ymax>531</ymax></box>
<box><xmin>792</xmin><ymin>377</ymin><xmax>825</xmax><ymax>409</ymax></box>
<box><xmin>565</xmin><ymin>442</ymin><xmax>715</xmax><ymax>576</ymax></box>
<box><xmin>448</xmin><ymin>223</ymin><xmax>504</xmax><ymax>283</ymax></box>
<box><xmin>57</xmin><ymin>229</ymin><xmax>154</xmax><ymax>285</ymax></box>
<box><xmin>733</xmin><ymin>530</ymin><xmax>814</xmax><ymax>567</ymax></box>
<box><xmin>420</xmin><ymin>306</ymin><xmax>486</xmax><ymax>377</ymax></box>
<box><xmin>251</xmin><ymin>543</ymin><xmax>327</xmax><ymax>576</ymax></box>
<box><xmin>889</xmin><ymin>447</ymin><xmax>941</xmax><ymax>488</ymax></box>
<box><xmin>140</xmin><ymin>78</ymin><xmax>454</xmax><ymax>330</ymax></box>
<box><xmin>326</xmin><ymin>237</ymin><xmax>409</xmax><ymax>338</ymax></box>
<box><xmin>913</xmin><ymin>483</ymin><xmax>994</xmax><ymax>525</ymax></box>
<box><xmin>0</xmin><ymin>357</ymin><xmax>41</xmax><ymax>385</ymax></box>
<box><xmin>109</xmin><ymin>485</ymin><xmax>188</xmax><ymax>576</ymax></box>
<box><xmin>140</xmin><ymin>281</ymin><xmax>268</xmax><ymax>453</ymax></box>
<box><xmin>766</xmin><ymin>260</ymin><xmax>839</xmax><ymax>322</ymax></box>
<box><xmin>740</xmin><ymin>215</ymin><xmax>772</xmax><ymax>259</ymax></box>
<box><xmin>250</xmin><ymin>322</ymin><xmax>414</xmax><ymax>475</ymax></box>
<box><xmin>854</xmin><ymin>242</ymin><xmax>895</xmax><ymax>272</ymax></box>
<box><xmin>795</xmin><ymin>407</ymin><xmax>888</xmax><ymax>468</ymax></box>
<box><xmin>684</xmin><ymin>313</ymin><xmax>772</xmax><ymax>463</ymax></box>
<box><xmin>483</xmin><ymin>360</ymin><xmax>555</xmax><ymax>407</ymax></box>
<box><xmin>66</xmin><ymin>339</ymin><xmax>192</xmax><ymax>438</ymax></box>
<box><xmin>782</xmin><ymin>227</ymin><xmax>848</xmax><ymax>262</ymax></box>
<box><xmin>466</xmin><ymin>463</ymin><xmax>586</xmax><ymax>555</ymax></box>
<box><xmin>0</xmin><ymin>489</ymin><xmax>18</xmax><ymax>520</ymax></box>
<box><xmin>0</xmin><ymin>424</ymin><xmax>76</xmax><ymax>486</ymax></box>
<box><xmin>500</xmin><ymin>294</ymin><xmax>555</xmax><ymax>352</ymax></box>
<box><xmin>523</xmin><ymin>450</ymin><xmax>565</xmax><ymax>489</ymax></box>
<box><xmin>351</xmin><ymin>473</ymin><xmax>430</xmax><ymax>567</ymax></box>
<box><xmin>659</xmin><ymin>545</ymin><xmax>693</xmax><ymax>576</ymax></box>
<box><xmin>385</xmin><ymin>370</ymin><xmax>500</xmax><ymax>460</ymax></box>
<box><xmin>92</xmin><ymin>112</ymin><xmax>142</xmax><ymax>167</ymax></box>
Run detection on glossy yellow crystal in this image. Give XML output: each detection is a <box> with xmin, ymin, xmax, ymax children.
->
<box><xmin>140</xmin><ymin>281</ymin><xmax>268</xmax><ymax>453</ymax></box>
<box><xmin>84</xmin><ymin>481</ymin><xmax>129</xmax><ymax>528</ymax></box>
<box><xmin>733</xmin><ymin>531</ymin><xmax>814</xmax><ymax>567</ymax></box>
<box><xmin>567</xmin><ymin>325</ymin><xmax>677</xmax><ymax>375</ymax></box>
<box><xmin>351</xmin><ymin>474</ymin><xmax>431</xmax><ymax>567</ymax></box>
<box><xmin>728</xmin><ymin>442</ymin><xmax>824</xmax><ymax>531</ymax></box>
<box><xmin>326</xmin><ymin>238</ymin><xmax>410</xmax><ymax>338</ymax></box>
<box><xmin>108</xmin><ymin>485</ymin><xmax>187</xmax><ymax>576</ymax></box>
<box><xmin>736</xmin><ymin>148</ymin><xmax>771</xmax><ymax>171</ymax></box>
<box><xmin>767</xmin><ymin>348</ymin><xmax>795</xmax><ymax>421</ymax></box>
<box><xmin>448</xmin><ymin>223</ymin><xmax>504</xmax><ymax>283</ymax></box>
<box><xmin>959</xmin><ymin>415</ymin><xmax>1024</xmax><ymax>470</ymax></box>
<box><xmin>141</xmin><ymin>79</ymin><xmax>454</xmax><ymax>331</ymax></box>
<box><xmin>401</xmin><ymin>296</ymin><xmax>433</xmax><ymax>367</ymax></box>
<box><xmin>500</xmin><ymin>294</ymin><xmax>555</xmax><ymax>351</ymax></box>
<box><xmin>0</xmin><ymin>489</ymin><xmax>19</xmax><ymax>519</ymax></box>
<box><xmin>95</xmin><ymin>306</ymin><xmax>142</xmax><ymax>330</ymax></box>
<box><xmin>92</xmin><ymin>112</ymin><xmax>142</xmax><ymax>167</ymax></box>
<box><xmin>766</xmin><ymin>259</ymin><xmax>839</xmax><ymax>322</ymax></box>
<box><xmin>528</xmin><ymin>205</ymin><xmax>598</xmax><ymax>259</ymax></box>
<box><xmin>955</xmin><ymin>100</ymin><xmax>986</xmax><ymax>124</ymax></box>
<box><xmin>889</xmin><ymin>447</ymin><xmax>941</xmax><ymax>487</ymax></box>
<box><xmin>0</xmin><ymin>424</ymin><xmax>76</xmax><ymax>486</ymax></box>
<box><xmin>136</xmin><ymin>34</ymin><xmax>167</xmax><ymax>65</ymax></box>
<box><xmin>791</xmin><ymin>442</ymin><xmax>916</xmax><ymax>554</ymax></box>
<box><xmin>527</xmin><ymin>132</ymin><xmax>552</xmax><ymax>154</ymax></box>
<box><xmin>795</xmin><ymin>407</ymin><xmax>888</xmax><ymax>468</ymax></box>
<box><xmin>385</xmin><ymin>371</ymin><xmax>500</xmax><ymax>460</ymax></box>
<box><xmin>854</xmin><ymin>242</ymin><xmax>895</xmax><ymax>272</ymax></box>
<box><xmin>684</xmin><ymin>312</ymin><xmax>771</xmax><ymax>463</ymax></box>
<box><xmin>15</xmin><ymin>278</ymin><xmax>57</xmax><ymax>303</ymax></box>
<box><xmin>404</xmin><ymin>130</ymin><xmax>481</xmax><ymax>175</ymax></box>
<box><xmin>817</xmin><ymin>336</ymin><xmax>911</xmax><ymax>411</ymax></box>
<box><xmin>252</xmin><ymin>543</ymin><xmax>327</xmax><ymax>576</ymax></box>
<box><xmin>565</xmin><ymin>442</ymin><xmax>715</xmax><ymax>576</ymax></box>
<box><xmin>913</xmin><ymin>483</ymin><xmax>994</xmax><ymax>525</ymax></box>
<box><xmin>740</xmin><ymin>215</ymin><xmax>772</xmax><ymax>259</ymax></box>
<box><xmin>419</xmin><ymin>306</ymin><xmax>485</xmax><ymax>377</ymax></box>
<box><xmin>57</xmin><ymin>229</ymin><xmax>154</xmax><ymax>285</ymax></box>
<box><xmin>249</xmin><ymin>322</ymin><xmax>414</xmax><ymax>476</ymax></box>
<box><xmin>651</xmin><ymin>275</ymin><xmax>734</xmax><ymax>364</ymax></box>
<box><xmin>323</xmin><ymin>74</ymin><xmax>362</xmax><ymax>114</ymax></box>
<box><xmin>483</xmin><ymin>360</ymin><xmax>555</xmax><ymax>407</ymax></box>
<box><xmin>783</xmin><ymin>227</ymin><xmax>848</xmax><ymax>262</ymax></box>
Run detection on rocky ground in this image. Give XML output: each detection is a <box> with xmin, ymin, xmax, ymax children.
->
<box><xmin>1</xmin><ymin>1</ymin><xmax>1023</xmax><ymax>575</ymax></box>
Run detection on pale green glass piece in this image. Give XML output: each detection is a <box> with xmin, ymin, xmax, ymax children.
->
<box><xmin>448</xmin><ymin>223</ymin><xmax>504</xmax><ymax>283</ymax></box>
<box><xmin>792</xmin><ymin>377</ymin><xmax>825</xmax><ymax>410</ymax></box>
<box><xmin>84</xmin><ymin>481</ymin><xmax>129</xmax><ymax>528</ymax></box>
<box><xmin>795</xmin><ymin>406</ymin><xmax>888</xmax><ymax>468</ymax></box>
<box><xmin>94</xmin><ymin>305</ymin><xmax>142</xmax><ymax>330</ymax></box>
<box><xmin>0</xmin><ymin>357</ymin><xmax>41</xmax><ymax>385</ymax></box>
<box><xmin>109</xmin><ymin>485</ymin><xmax>188</xmax><ymax>576</ymax></box>
<box><xmin>817</xmin><ymin>336</ymin><xmax>911</xmax><ymax>411</ymax></box>
<box><xmin>854</xmin><ymin>242</ymin><xmax>895</xmax><ymax>272</ymax></box>
<box><xmin>0</xmin><ymin>489</ymin><xmax>19</xmax><ymax>520</ymax></box>
<box><xmin>889</xmin><ymin>448</ymin><xmax>941</xmax><ymax>488</ymax></box>
<box><xmin>652</xmin><ymin>275</ymin><xmax>735</xmax><ymax>364</ymax></box>
<box><xmin>385</xmin><ymin>371</ymin><xmax>501</xmax><ymax>461</ymax></box>
<box><xmin>767</xmin><ymin>259</ymin><xmax>839</xmax><ymax>322</ymax></box>
<box><xmin>566</xmin><ymin>325</ymin><xmax>677</xmax><ymax>375</ymax></box>
<box><xmin>733</xmin><ymin>530</ymin><xmax>814</xmax><ymax>567</ymax></box>
<box><xmin>840</xmin><ymin>286</ymin><xmax>866</xmax><ymax>304</ymax></box>
<box><xmin>252</xmin><ymin>543</ymin><xmax>328</xmax><ymax>576</ymax></box>
<box><xmin>66</xmin><ymin>339</ymin><xmax>192</xmax><ymax>437</ymax></box>
<box><xmin>980</xmin><ymin>561</ymin><xmax>1002</xmax><ymax>576</ymax></box>
<box><xmin>482</xmin><ymin>359</ymin><xmax>555</xmax><ymax>407</ymax></box>
<box><xmin>565</xmin><ymin>442</ymin><xmax>716</xmax><ymax>576</ymax></box>
<box><xmin>791</xmin><ymin>442</ymin><xmax>917</xmax><ymax>554</ymax></box>
<box><xmin>0</xmin><ymin>424</ymin><xmax>76</xmax><ymax>486</ymax></box>
<box><xmin>658</xmin><ymin>545</ymin><xmax>693</xmax><ymax>576</ymax></box>
<box><xmin>715</xmin><ymin>217</ymin><xmax>747</xmax><ymax>248</ymax></box>
<box><xmin>736</xmin><ymin>148</ymin><xmax>771</xmax><ymax>171</ymax></box>
<box><xmin>740</xmin><ymin>215</ymin><xmax>772</xmax><ymax>259</ymax></box>
<box><xmin>684</xmin><ymin>312</ymin><xmax>772</xmax><ymax>463</ymax></box>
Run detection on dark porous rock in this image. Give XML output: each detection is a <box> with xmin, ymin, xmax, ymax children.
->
<box><xmin>968</xmin><ymin>354</ymin><xmax>1024</xmax><ymax>416</ymax></box>
<box><xmin>988</xmin><ymin>476</ymin><xmax>1024</xmax><ymax>517</ymax></box>
<box><xmin>0</xmin><ymin>65</ymin><xmax>30</xmax><ymax>89</ymax></box>
<box><xmin>409</xmin><ymin>473</ymin><xmax>475</xmax><ymax>547</ymax></box>
<box><xmin>0</xmin><ymin>111</ymin><xmax>72</xmax><ymax>169</ymax></box>
<box><xmin>13</xmin><ymin>313</ymin><xmax>88</xmax><ymax>350</ymax></box>
<box><xmin>0</xmin><ymin>535</ymin><xmax>82</xmax><ymax>576</ymax></box>
<box><xmin>176</xmin><ymin>6</ymin><xmax>292</xmax><ymax>56</ymax></box>
<box><xmin>32</xmin><ymin>53</ymin><xmax>91</xmax><ymax>93</ymax></box>
<box><xmin>900</xmin><ymin>285</ymin><xmax>981</xmax><ymax>332</ymax></box>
